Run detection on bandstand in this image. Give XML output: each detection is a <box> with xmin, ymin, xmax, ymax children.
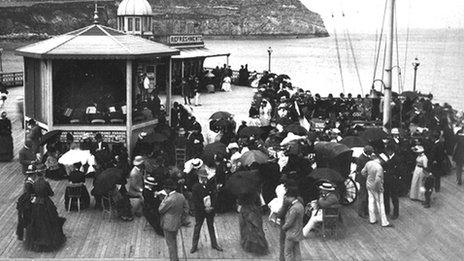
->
<box><xmin>16</xmin><ymin>21</ymin><xmax>179</xmax><ymax>156</ymax></box>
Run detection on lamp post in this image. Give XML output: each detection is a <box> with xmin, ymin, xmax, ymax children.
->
<box><xmin>412</xmin><ymin>57</ymin><xmax>420</xmax><ymax>92</ymax></box>
<box><xmin>267</xmin><ymin>47</ymin><xmax>273</xmax><ymax>72</ymax></box>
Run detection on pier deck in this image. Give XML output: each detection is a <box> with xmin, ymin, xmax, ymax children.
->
<box><xmin>1</xmin><ymin>86</ymin><xmax>464</xmax><ymax>260</ymax></box>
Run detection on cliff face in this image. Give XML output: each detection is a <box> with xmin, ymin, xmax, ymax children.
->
<box><xmin>0</xmin><ymin>0</ymin><xmax>328</xmax><ymax>38</ymax></box>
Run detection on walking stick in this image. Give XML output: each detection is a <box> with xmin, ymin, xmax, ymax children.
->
<box><xmin>179</xmin><ymin>226</ymin><xmax>188</xmax><ymax>261</ymax></box>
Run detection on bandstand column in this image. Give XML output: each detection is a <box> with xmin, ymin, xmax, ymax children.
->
<box><xmin>46</xmin><ymin>59</ymin><xmax>53</xmax><ymax>130</ymax></box>
<box><xmin>167</xmin><ymin>58</ymin><xmax>172</xmax><ymax>126</ymax></box>
<box><xmin>126</xmin><ymin>59</ymin><xmax>133</xmax><ymax>158</ymax></box>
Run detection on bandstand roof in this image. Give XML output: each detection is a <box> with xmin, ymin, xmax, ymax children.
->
<box><xmin>16</xmin><ymin>24</ymin><xmax>179</xmax><ymax>60</ymax></box>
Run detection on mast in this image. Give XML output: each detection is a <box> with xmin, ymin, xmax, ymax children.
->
<box><xmin>382</xmin><ymin>0</ymin><xmax>395</xmax><ymax>127</ymax></box>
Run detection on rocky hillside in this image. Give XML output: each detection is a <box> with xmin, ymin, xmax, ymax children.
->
<box><xmin>0</xmin><ymin>0</ymin><xmax>328</xmax><ymax>38</ymax></box>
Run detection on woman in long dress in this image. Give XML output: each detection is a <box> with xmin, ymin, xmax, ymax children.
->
<box><xmin>64</xmin><ymin>163</ymin><xmax>90</xmax><ymax>211</ymax></box>
<box><xmin>16</xmin><ymin>165</ymin><xmax>36</xmax><ymax>241</ymax></box>
<box><xmin>0</xmin><ymin>111</ymin><xmax>13</xmax><ymax>161</ymax></box>
<box><xmin>410</xmin><ymin>145</ymin><xmax>427</xmax><ymax>201</ymax></box>
<box><xmin>221</xmin><ymin>76</ymin><xmax>232</xmax><ymax>92</ymax></box>
<box><xmin>237</xmin><ymin>192</ymin><xmax>269</xmax><ymax>255</ymax></box>
<box><xmin>25</xmin><ymin>165</ymin><xmax>66</xmax><ymax>252</ymax></box>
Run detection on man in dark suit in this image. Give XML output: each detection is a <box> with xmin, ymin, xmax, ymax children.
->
<box><xmin>355</xmin><ymin>145</ymin><xmax>373</xmax><ymax>218</ymax></box>
<box><xmin>282</xmin><ymin>188</ymin><xmax>304</xmax><ymax>261</ymax></box>
<box><xmin>453</xmin><ymin>133</ymin><xmax>464</xmax><ymax>185</ymax></box>
<box><xmin>159</xmin><ymin>179</ymin><xmax>189</xmax><ymax>261</ymax></box>
<box><xmin>381</xmin><ymin>145</ymin><xmax>401</xmax><ymax>219</ymax></box>
<box><xmin>190</xmin><ymin>170</ymin><xmax>223</xmax><ymax>253</ymax></box>
<box><xmin>19</xmin><ymin>139</ymin><xmax>37</xmax><ymax>175</ymax></box>
<box><xmin>430</xmin><ymin>133</ymin><xmax>446</xmax><ymax>191</ymax></box>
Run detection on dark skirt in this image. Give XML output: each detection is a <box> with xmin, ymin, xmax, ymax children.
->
<box><xmin>24</xmin><ymin>198</ymin><xmax>66</xmax><ymax>252</ymax></box>
<box><xmin>239</xmin><ymin>204</ymin><xmax>269</xmax><ymax>255</ymax></box>
<box><xmin>46</xmin><ymin>166</ymin><xmax>67</xmax><ymax>180</ymax></box>
<box><xmin>64</xmin><ymin>185</ymin><xmax>90</xmax><ymax>211</ymax></box>
<box><xmin>0</xmin><ymin>135</ymin><xmax>13</xmax><ymax>162</ymax></box>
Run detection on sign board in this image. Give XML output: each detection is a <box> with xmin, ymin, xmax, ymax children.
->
<box><xmin>311</xmin><ymin>118</ymin><xmax>326</xmax><ymax>132</ymax></box>
<box><xmin>60</xmin><ymin>131</ymin><xmax>126</xmax><ymax>143</ymax></box>
<box><xmin>169</xmin><ymin>35</ymin><xmax>203</xmax><ymax>46</ymax></box>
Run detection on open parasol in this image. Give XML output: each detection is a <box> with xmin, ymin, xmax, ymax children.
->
<box><xmin>92</xmin><ymin>168</ymin><xmax>124</xmax><ymax>196</ymax></box>
<box><xmin>202</xmin><ymin>142</ymin><xmax>227</xmax><ymax>166</ymax></box>
<box><xmin>40</xmin><ymin>130</ymin><xmax>62</xmax><ymax>146</ymax></box>
<box><xmin>360</xmin><ymin>128</ymin><xmax>388</xmax><ymax>142</ymax></box>
<box><xmin>59</xmin><ymin>149</ymin><xmax>94</xmax><ymax>166</ymax></box>
<box><xmin>309</xmin><ymin>168</ymin><xmax>344</xmax><ymax>183</ymax></box>
<box><xmin>225</xmin><ymin>170</ymin><xmax>261</xmax><ymax>197</ymax></box>
<box><xmin>340</xmin><ymin>136</ymin><xmax>368</xmax><ymax>148</ymax></box>
<box><xmin>400</xmin><ymin>91</ymin><xmax>419</xmax><ymax>101</ymax></box>
<box><xmin>240</xmin><ymin>150</ymin><xmax>269</xmax><ymax>167</ymax></box>
<box><xmin>284</xmin><ymin>124</ymin><xmax>308</xmax><ymax>136</ymax></box>
<box><xmin>209</xmin><ymin>111</ymin><xmax>232</xmax><ymax>121</ymax></box>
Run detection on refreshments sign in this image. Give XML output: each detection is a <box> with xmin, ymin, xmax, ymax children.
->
<box><xmin>169</xmin><ymin>35</ymin><xmax>203</xmax><ymax>45</ymax></box>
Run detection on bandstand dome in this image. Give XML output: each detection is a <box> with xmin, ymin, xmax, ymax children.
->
<box><xmin>117</xmin><ymin>0</ymin><xmax>153</xmax><ymax>16</ymax></box>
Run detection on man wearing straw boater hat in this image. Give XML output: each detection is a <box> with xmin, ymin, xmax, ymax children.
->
<box><xmin>190</xmin><ymin>168</ymin><xmax>223</xmax><ymax>254</ymax></box>
<box><xmin>159</xmin><ymin>178</ymin><xmax>189</xmax><ymax>261</ymax></box>
<box><xmin>302</xmin><ymin>182</ymin><xmax>340</xmax><ymax>237</ymax></box>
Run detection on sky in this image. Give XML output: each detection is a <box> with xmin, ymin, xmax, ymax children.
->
<box><xmin>301</xmin><ymin>0</ymin><xmax>464</xmax><ymax>33</ymax></box>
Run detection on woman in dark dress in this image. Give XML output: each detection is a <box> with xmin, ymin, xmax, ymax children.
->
<box><xmin>0</xmin><ymin>111</ymin><xmax>13</xmax><ymax>161</ymax></box>
<box><xmin>25</xmin><ymin>165</ymin><xmax>66</xmax><ymax>252</ymax></box>
<box><xmin>237</xmin><ymin>192</ymin><xmax>269</xmax><ymax>255</ymax></box>
<box><xmin>16</xmin><ymin>165</ymin><xmax>36</xmax><ymax>241</ymax></box>
<box><xmin>64</xmin><ymin>163</ymin><xmax>90</xmax><ymax>211</ymax></box>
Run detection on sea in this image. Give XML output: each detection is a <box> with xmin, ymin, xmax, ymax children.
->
<box><xmin>204</xmin><ymin>28</ymin><xmax>464</xmax><ymax>110</ymax></box>
<box><xmin>2</xmin><ymin>29</ymin><xmax>464</xmax><ymax>109</ymax></box>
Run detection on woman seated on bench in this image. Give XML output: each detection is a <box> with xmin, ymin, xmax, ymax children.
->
<box><xmin>302</xmin><ymin>182</ymin><xmax>340</xmax><ymax>237</ymax></box>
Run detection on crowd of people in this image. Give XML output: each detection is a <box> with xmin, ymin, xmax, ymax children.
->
<box><xmin>3</xmin><ymin>65</ymin><xmax>464</xmax><ymax>260</ymax></box>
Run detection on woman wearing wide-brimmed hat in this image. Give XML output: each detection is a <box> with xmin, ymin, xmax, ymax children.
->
<box><xmin>410</xmin><ymin>145</ymin><xmax>428</xmax><ymax>201</ymax></box>
<box><xmin>25</xmin><ymin>164</ymin><xmax>66</xmax><ymax>252</ymax></box>
<box><xmin>0</xmin><ymin>110</ymin><xmax>13</xmax><ymax>161</ymax></box>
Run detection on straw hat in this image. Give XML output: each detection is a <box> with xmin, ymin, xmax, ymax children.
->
<box><xmin>191</xmin><ymin>158</ymin><xmax>203</xmax><ymax>169</ymax></box>
<box><xmin>25</xmin><ymin>164</ymin><xmax>37</xmax><ymax>175</ymax></box>
<box><xmin>319</xmin><ymin>182</ymin><xmax>336</xmax><ymax>191</ymax></box>
<box><xmin>138</xmin><ymin>132</ymin><xmax>147</xmax><ymax>140</ymax></box>
<box><xmin>391</xmin><ymin>128</ymin><xmax>400</xmax><ymax>135</ymax></box>
<box><xmin>413</xmin><ymin>145</ymin><xmax>425</xmax><ymax>153</ymax></box>
<box><xmin>133</xmin><ymin>155</ymin><xmax>144</xmax><ymax>166</ymax></box>
<box><xmin>144</xmin><ymin>176</ymin><xmax>156</xmax><ymax>186</ymax></box>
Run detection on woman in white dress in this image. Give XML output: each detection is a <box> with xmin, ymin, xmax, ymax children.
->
<box><xmin>221</xmin><ymin>76</ymin><xmax>232</xmax><ymax>92</ymax></box>
<box><xmin>410</xmin><ymin>145</ymin><xmax>427</xmax><ymax>201</ymax></box>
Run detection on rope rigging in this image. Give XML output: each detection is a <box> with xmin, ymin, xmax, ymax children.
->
<box><xmin>341</xmin><ymin>12</ymin><xmax>364</xmax><ymax>95</ymax></box>
<box><xmin>332</xmin><ymin>13</ymin><xmax>345</xmax><ymax>93</ymax></box>
<box><xmin>372</xmin><ymin>0</ymin><xmax>388</xmax><ymax>83</ymax></box>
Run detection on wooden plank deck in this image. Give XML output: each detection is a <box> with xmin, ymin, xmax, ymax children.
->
<box><xmin>1</xmin><ymin>86</ymin><xmax>464</xmax><ymax>260</ymax></box>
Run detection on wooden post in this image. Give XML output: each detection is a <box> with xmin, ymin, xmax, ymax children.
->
<box><xmin>46</xmin><ymin>60</ymin><xmax>53</xmax><ymax>131</ymax></box>
<box><xmin>167</xmin><ymin>58</ymin><xmax>172</xmax><ymax>126</ymax></box>
<box><xmin>181</xmin><ymin>60</ymin><xmax>185</xmax><ymax>80</ymax></box>
<box><xmin>126</xmin><ymin>60</ymin><xmax>133</xmax><ymax>158</ymax></box>
<box><xmin>0</xmin><ymin>48</ymin><xmax>3</xmax><ymax>72</ymax></box>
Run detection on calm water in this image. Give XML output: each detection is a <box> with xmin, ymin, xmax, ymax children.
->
<box><xmin>204</xmin><ymin>29</ymin><xmax>464</xmax><ymax>110</ymax></box>
<box><xmin>2</xmin><ymin>29</ymin><xmax>464</xmax><ymax>109</ymax></box>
